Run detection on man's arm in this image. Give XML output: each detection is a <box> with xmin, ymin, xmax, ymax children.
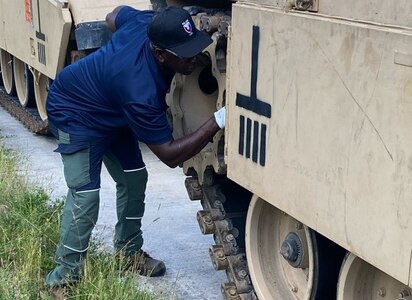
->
<box><xmin>106</xmin><ymin>6</ymin><xmax>126</xmax><ymax>32</ymax></box>
<box><xmin>147</xmin><ymin>116</ymin><xmax>221</xmax><ymax>168</ymax></box>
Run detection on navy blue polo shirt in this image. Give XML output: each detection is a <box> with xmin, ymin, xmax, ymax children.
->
<box><xmin>46</xmin><ymin>6</ymin><xmax>173</xmax><ymax>145</ymax></box>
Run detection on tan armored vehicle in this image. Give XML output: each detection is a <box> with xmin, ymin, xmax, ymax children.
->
<box><xmin>1</xmin><ymin>0</ymin><xmax>412</xmax><ymax>299</ymax></box>
<box><xmin>0</xmin><ymin>0</ymin><xmax>150</xmax><ymax>132</ymax></box>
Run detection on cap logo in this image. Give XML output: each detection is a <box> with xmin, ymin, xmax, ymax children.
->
<box><xmin>182</xmin><ymin>19</ymin><xmax>193</xmax><ymax>36</ymax></box>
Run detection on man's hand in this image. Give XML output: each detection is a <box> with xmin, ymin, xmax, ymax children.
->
<box><xmin>214</xmin><ymin>107</ymin><xmax>226</xmax><ymax>129</ymax></box>
<box><xmin>148</xmin><ymin>107</ymin><xmax>226</xmax><ymax>168</ymax></box>
<box><xmin>148</xmin><ymin>115</ymin><xmax>221</xmax><ymax>168</ymax></box>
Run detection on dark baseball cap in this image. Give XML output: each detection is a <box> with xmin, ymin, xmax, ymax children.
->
<box><xmin>148</xmin><ymin>6</ymin><xmax>212</xmax><ymax>58</ymax></box>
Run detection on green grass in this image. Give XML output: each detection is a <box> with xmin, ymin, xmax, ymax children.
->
<box><xmin>0</xmin><ymin>143</ymin><xmax>154</xmax><ymax>299</ymax></box>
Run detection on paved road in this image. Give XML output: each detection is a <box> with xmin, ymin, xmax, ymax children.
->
<box><xmin>0</xmin><ymin>106</ymin><xmax>226</xmax><ymax>299</ymax></box>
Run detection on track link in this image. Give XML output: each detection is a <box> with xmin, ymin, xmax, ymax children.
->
<box><xmin>185</xmin><ymin>171</ymin><xmax>257</xmax><ymax>300</ymax></box>
<box><xmin>0</xmin><ymin>89</ymin><xmax>48</xmax><ymax>135</ymax></box>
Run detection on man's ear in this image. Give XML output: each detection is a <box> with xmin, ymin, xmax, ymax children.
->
<box><xmin>154</xmin><ymin>48</ymin><xmax>166</xmax><ymax>63</ymax></box>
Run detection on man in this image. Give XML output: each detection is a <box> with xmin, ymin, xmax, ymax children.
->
<box><xmin>45</xmin><ymin>6</ymin><xmax>226</xmax><ymax>287</ymax></box>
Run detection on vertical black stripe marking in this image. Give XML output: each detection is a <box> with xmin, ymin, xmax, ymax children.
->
<box><xmin>260</xmin><ymin>124</ymin><xmax>267</xmax><ymax>166</ymax></box>
<box><xmin>250</xmin><ymin>26</ymin><xmax>259</xmax><ymax>101</ymax></box>
<box><xmin>37</xmin><ymin>0</ymin><xmax>41</xmax><ymax>32</ymax></box>
<box><xmin>246</xmin><ymin>118</ymin><xmax>252</xmax><ymax>159</ymax></box>
<box><xmin>252</xmin><ymin>121</ymin><xmax>259</xmax><ymax>162</ymax></box>
<box><xmin>37</xmin><ymin>43</ymin><xmax>41</xmax><ymax>63</ymax></box>
<box><xmin>239</xmin><ymin>115</ymin><xmax>245</xmax><ymax>155</ymax></box>
<box><xmin>35</xmin><ymin>0</ymin><xmax>45</xmax><ymax>41</ymax></box>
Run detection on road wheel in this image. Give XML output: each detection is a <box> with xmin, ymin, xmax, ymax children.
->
<box><xmin>34</xmin><ymin>73</ymin><xmax>51</xmax><ymax>121</ymax></box>
<box><xmin>246</xmin><ymin>195</ymin><xmax>345</xmax><ymax>299</ymax></box>
<box><xmin>337</xmin><ymin>253</ymin><xmax>411</xmax><ymax>300</ymax></box>
<box><xmin>13</xmin><ymin>57</ymin><xmax>35</xmax><ymax>107</ymax></box>
<box><xmin>0</xmin><ymin>49</ymin><xmax>16</xmax><ymax>95</ymax></box>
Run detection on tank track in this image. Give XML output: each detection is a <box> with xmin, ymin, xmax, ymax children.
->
<box><xmin>185</xmin><ymin>170</ymin><xmax>257</xmax><ymax>299</ymax></box>
<box><xmin>0</xmin><ymin>88</ymin><xmax>49</xmax><ymax>135</ymax></box>
<box><xmin>180</xmin><ymin>10</ymin><xmax>258</xmax><ymax>298</ymax></box>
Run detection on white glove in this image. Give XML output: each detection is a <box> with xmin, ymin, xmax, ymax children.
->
<box><xmin>214</xmin><ymin>107</ymin><xmax>226</xmax><ymax>129</ymax></box>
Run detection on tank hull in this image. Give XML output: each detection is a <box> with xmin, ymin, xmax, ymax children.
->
<box><xmin>0</xmin><ymin>0</ymin><xmax>151</xmax><ymax>130</ymax></box>
<box><xmin>227</xmin><ymin>3</ymin><xmax>412</xmax><ymax>287</ymax></box>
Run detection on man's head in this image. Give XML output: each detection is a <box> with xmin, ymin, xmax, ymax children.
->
<box><xmin>148</xmin><ymin>7</ymin><xmax>212</xmax><ymax>75</ymax></box>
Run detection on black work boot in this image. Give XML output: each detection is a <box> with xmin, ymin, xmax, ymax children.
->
<box><xmin>124</xmin><ymin>250</ymin><xmax>166</xmax><ymax>277</ymax></box>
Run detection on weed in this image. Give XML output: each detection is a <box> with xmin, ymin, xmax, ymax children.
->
<box><xmin>0</xmin><ymin>143</ymin><xmax>153</xmax><ymax>299</ymax></box>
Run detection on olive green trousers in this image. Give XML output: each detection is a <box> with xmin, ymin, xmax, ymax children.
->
<box><xmin>45</xmin><ymin>151</ymin><xmax>148</xmax><ymax>287</ymax></box>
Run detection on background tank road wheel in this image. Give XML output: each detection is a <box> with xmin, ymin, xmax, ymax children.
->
<box><xmin>0</xmin><ymin>49</ymin><xmax>16</xmax><ymax>95</ymax></box>
<box><xmin>13</xmin><ymin>57</ymin><xmax>35</xmax><ymax>107</ymax></box>
<box><xmin>34</xmin><ymin>73</ymin><xmax>51</xmax><ymax>121</ymax></box>
<box><xmin>246</xmin><ymin>196</ymin><xmax>346</xmax><ymax>300</ymax></box>
<box><xmin>337</xmin><ymin>253</ymin><xmax>412</xmax><ymax>300</ymax></box>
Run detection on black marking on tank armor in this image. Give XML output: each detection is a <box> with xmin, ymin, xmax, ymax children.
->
<box><xmin>239</xmin><ymin>115</ymin><xmax>245</xmax><ymax>155</ymax></box>
<box><xmin>35</xmin><ymin>0</ymin><xmax>46</xmax><ymax>65</ymax></box>
<box><xmin>236</xmin><ymin>26</ymin><xmax>271</xmax><ymax>166</ymax></box>
<box><xmin>246</xmin><ymin>118</ymin><xmax>251</xmax><ymax>159</ymax></box>
<box><xmin>260</xmin><ymin>124</ymin><xmax>266</xmax><ymax>166</ymax></box>
<box><xmin>252</xmin><ymin>120</ymin><xmax>259</xmax><ymax>163</ymax></box>
<box><xmin>35</xmin><ymin>0</ymin><xmax>45</xmax><ymax>41</ymax></box>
